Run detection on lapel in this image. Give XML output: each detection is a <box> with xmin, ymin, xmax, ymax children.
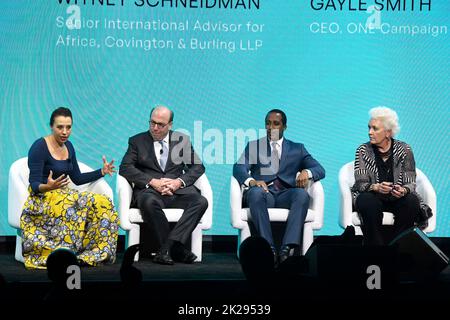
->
<box><xmin>165</xmin><ymin>131</ymin><xmax>176</xmax><ymax>171</ymax></box>
<box><xmin>257</xmin><ymin>138</ymin><xmax>270</xmax><ymax>166</ymax></box>
<box><xmin>279</xmin><ymin>138</ymin><xmax>290</xmax><ymax>171</ymax></box>
<box><xmin>362</xmin><ymin>143</ymin><xmax>379</xmax><ymax>182</ymax></box>
<box><xmin>146</xmin><ymin>131</ymin><xmax>164</xmax><ymax>172</ymax></box>
<box><xmin>392</xmin><ymin>139</ymin><xmax>403</xmax><ymax>184</ymax></box>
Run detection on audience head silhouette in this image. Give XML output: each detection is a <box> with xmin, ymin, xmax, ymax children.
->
<box><xmin>46</xmin><ymin>248</ymin><xmax>79</xmax><ymax>285</ymax></box>
<box><xmin>120</xmin><ymin>244</ymin><xmax>143</xmax><ymax>287</ymax></box>
<box><xmin>0</xmin><ymin>272</ymin><xmax>5</xmax><ymax>288</ymax></box>
<box><xmin>239</xmin><ymin>236</ymin><xmax>275</xmax><ymax>283</ymax></box>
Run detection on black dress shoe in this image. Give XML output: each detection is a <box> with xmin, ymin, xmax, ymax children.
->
<box><xmin>271</xmin><ymin>247</ymin><xmax>278</xmax><ymax>266</ymax></box>
<box><xmin>181</xmin><ymin>251</ymin><xmax>197</xmax><ymax>264</ymax></box>
<box><xmin>278</xmin><ymin>246</ymin><xmax>291</xmax><ymax>265</ymax></box>
<box><xmin>153</xmin><ymin>249</ymin><xmax>174</xmax><ymax>265</ymax></box>
<box><xmin>171</xmin><ymin>247</ymin><xmax>197</xmax><ymax>264</ymax></box>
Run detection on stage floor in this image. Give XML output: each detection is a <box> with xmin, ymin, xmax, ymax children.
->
<box><xmin>1</xmin><ymin>251</ymin><xmax>449</xmax><ymax>305</ymax></box>
<box><xmin>0</xmin><ymin>252</ymin><xmax>245</xmax><ymax>283</ymax></box>
<box><xmin>0</xmin><ymin>253</ymin><xmax>449</xmax><ymax>320</ymax></box>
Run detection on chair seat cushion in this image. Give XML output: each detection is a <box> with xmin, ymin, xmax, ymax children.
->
<box><xmin>240</xmin><ymin>208</ymin><xmax>315</xmax><ymax>223</ymax></box>
<box><xmin>351</xmin><ymin>211</ymin><xmax>395</xmax><ymax>226</ymax></box>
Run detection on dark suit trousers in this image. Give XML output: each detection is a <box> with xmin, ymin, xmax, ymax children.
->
<box><xmin>243</xmin><ymin>186</ymin><xmax>310</xmax><ymax>248</ymax></box>
<box><xmin>356</xmin><ymin>192</ymin><xmax>419</xmax><ymax>246</ymax></box>
<box><xmin>136</xmin><ymin>188</ymin><xmax>208</xmax><ymax>249</ymax></box>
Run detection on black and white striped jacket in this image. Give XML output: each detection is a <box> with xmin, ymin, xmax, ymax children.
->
<box><xmin>351</xmin><ymin>139</ymin><xmax>417</xmax><ymax>205</ymax></box>
<box><xmin>351</xmin><ymin>139</ymin><xmax>433</xmax><ymax>228</ymax></box>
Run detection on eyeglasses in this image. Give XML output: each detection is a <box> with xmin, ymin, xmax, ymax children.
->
<box><xmin>150</xmin><ymin>120</ymin><xmax>170</xmax><ymax>128</ymax></box>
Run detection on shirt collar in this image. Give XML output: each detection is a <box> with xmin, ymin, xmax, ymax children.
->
<box><xmin>156</xmin><ymin>133</ymin><xmax>170</xmax><ymax>145</ymax></box>
<box><xmin>270</xmin><ymin>137</ymin><xmax>284</xmax><ymax>147</ymax></box>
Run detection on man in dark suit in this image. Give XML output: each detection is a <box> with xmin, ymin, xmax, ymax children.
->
<box><xmin>119</xmin><ymin>106</ymin><xmax>208</xmax><ymax>265</ymax></box>
<box><xmin>233</xmin><ymin>109</ymin><xmax>325</xmax><ymax>264</ymax></box>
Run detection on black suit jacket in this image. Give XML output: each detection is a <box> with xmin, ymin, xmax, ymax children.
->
<box><xmin>119</xmin><ymin>131</ymin><xmax>205</xmax><ymax>206</ymax></box>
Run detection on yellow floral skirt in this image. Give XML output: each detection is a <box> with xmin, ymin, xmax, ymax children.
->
<box><xmin>20</xmin><ymin>187</ymin><xmax>119</xmax><ymax>269</ymax></box>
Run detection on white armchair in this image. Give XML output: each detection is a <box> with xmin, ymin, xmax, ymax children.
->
<box><xmin>117</xmin><ymin>173</ymin><xmax>213</xmax><ymax>262</ymax></box>
<box><xmin>8</xmin><ymin>157</ymin><xmax>114</xmax><ymax>263</ymax></box>
<box><xmin>338</xmin><ymin>161</ymin><xmax>436</xmax><ymax>234</ymax></box>
<box><xmin>230</xmin><ymin>176</ymin><xmax>325</xmax><ymax>256</ymax></box>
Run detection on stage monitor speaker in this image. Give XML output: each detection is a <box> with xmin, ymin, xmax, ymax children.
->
<box><xmin>389</xmin><ymin>227</ymin><xmax>449</xmax><ymax>281</ymax></box>
<box><xmin>305</xmin><ymin>240</ymin><xmax>396</xmax><ymax>290</ymax></box>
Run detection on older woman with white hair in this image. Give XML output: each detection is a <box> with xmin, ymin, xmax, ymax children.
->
<box><xmin>351</xmin><ymin>106</ymin><xmax>426</xmax><ymax>245</ymax></box>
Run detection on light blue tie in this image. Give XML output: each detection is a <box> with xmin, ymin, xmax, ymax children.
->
<box><xmin>159</xmin><ymin>141</ymin><xmax>168</xmax><ymax>171</ymax></box>
<box><xmin>271</xmin><ymin>141</ymin><xmax>280</xmax><ymax>174</ymax></box>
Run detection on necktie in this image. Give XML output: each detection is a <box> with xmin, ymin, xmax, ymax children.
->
<box><xmin>271</xmin><ymin>142</ymin><xmax>285</xmax><ymax>191</ymax></box>
<box><xmin>271</xmin><ymin>142</ymin><xmax>280</xmax><ymax>174</ymax></box>
<box><xmin>159</xmin><ymin>141</ymin><xmax>168</xmax><ymax>171</ymax></box>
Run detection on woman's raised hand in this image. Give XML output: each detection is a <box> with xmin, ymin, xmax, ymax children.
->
<box><xmin>47</xmin><ymin>170</ymin><xmax>70</xmax><ymax>190</ymax></box>
<box><xmin>101</xmin><ymin>156</ymin><xmax>116</xmax><ymax>176</ymax></box>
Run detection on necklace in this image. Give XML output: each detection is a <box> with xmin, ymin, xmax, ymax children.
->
<box><xmin>49</xmin><ymin>138</ymin><xmax>64</xmax><ymax>151</ymax></box>
<box><xmin>45</xmin><ymin>136</ymin><xmax>67</xmax><ymax>160</ymax></box>
<box><xmin>377</xmin><ymin>138</ymin><xmax>392</xmax><ymax>156</ymax></box>
<box><xmin>378</xmin><ymin>148</ymin><xmax>391</xmax><ymax>158</ymax></box>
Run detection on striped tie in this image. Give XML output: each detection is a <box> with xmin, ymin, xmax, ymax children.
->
<box><xmin>159</xmin><ymin>141</ymin><xmax>168</xmax><ymax>171</ymax></box>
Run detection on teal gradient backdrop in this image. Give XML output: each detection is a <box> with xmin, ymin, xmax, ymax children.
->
<box><xmin>0</xmin><ymin>1</ymin><xmax>448</xmax><ymax>236</ymax></box>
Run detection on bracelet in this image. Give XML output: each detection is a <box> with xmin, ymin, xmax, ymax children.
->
<box><xmin>402</xmin><ymin>187</ymin><xmax>408</xmax><ymax>196</ymax></box>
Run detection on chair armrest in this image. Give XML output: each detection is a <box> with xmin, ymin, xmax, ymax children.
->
<box><xmin>416</xmin><ymin>169</ymin><xmax>437</xmax><ymax>233</ymax></box>
<box><xmin>339</xmin><ymin>164</ymin><xmax>354</xmax><ymax>229</ymax></box>
<box><xmin>116</xmin><ymin>174</ymin><xmax>135</xmax><ymax>231</ymax></box>
<box><xmin>308</xmin><ymin>181</ymin><xmax>324</xmax><ymax>230</ymax></box>
<box><xmin>87</xmin><ymin>178</ymin><xmax>114</xmax><ymax>201</ymax></box>
<box><xmin>230</xmin><ymin>176</ymin><xmax>246</xmax><ymax>229</ymax></box>
<box><xmin>194</xmin><ymin>174</ymin><xmax>213</xmax><ymax>230</ymax></box>
<box><xmin>74</xmin><ymin>162</ymin><xmax>113</xmax><ymax>200</ymax></box>
<box><xmin>8</xmin><ymin>160</ymin><xmax>29</xmax><ymax>229</ymax></box>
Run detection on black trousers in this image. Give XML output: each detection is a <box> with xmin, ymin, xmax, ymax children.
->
<box><xmin>355</xmin><ymin>192</ymin><xmax>419</xmax><ymax>245</ymax></box>
<box><xmin>136</xmin><ymin>188</ymin><xmax>208</xmax><ymax>250</ymax></box>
